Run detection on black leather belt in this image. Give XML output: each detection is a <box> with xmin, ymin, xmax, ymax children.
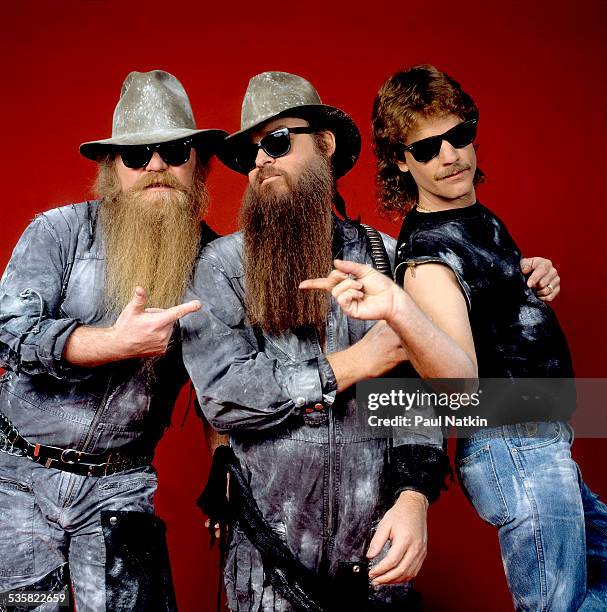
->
<box><xmin>0</xmin><ymin>410</ymin><xmax>151</xmax><ymax>477</ymax></box>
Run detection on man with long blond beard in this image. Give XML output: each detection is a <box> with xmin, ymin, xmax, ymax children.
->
<box><xmin>0</xmin><ymin>70</ymin><xmax>225</xmax><ymax>611</ymax></box>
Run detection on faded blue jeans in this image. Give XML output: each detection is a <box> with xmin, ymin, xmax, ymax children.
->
<box><xmin>0</xmin><ymin>451</ymin><xmax>158</xmax><ymax>612</ymax></box>
<box><xmin>456</xmin><ymin>421</ymin><xmax>607</xmax><ymax>611</ymax></box>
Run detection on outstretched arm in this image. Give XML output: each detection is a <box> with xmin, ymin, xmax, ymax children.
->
<box><xmin>1</xmin><ymin>213</ymin><xmax>201</xmax><ymax>376</ymax></box>
<box><xmin>300</xmin><ymin>259</ymin><xmax>477</xmax><ymax>380</ymax></box>
<box><xmin>326</xmin><ymin>320</ymin><xmax>408</xmax><ymax>393</ymax></box>
<box><xmin>181</xmin><ymin>248</ymin><xmax>413</xmax><ymax>433</ymax></box>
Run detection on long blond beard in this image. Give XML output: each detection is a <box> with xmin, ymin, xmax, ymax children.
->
<box><xmin>95</xmin><ymin>160</ymin><xmax>209</xmax><ymax>316</ymax></box>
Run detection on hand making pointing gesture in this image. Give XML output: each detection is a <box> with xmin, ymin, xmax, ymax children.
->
<box><xmin>64</xmin><ymin>286</ymin><xmax>202</xmax><ymax>366</ymax></box>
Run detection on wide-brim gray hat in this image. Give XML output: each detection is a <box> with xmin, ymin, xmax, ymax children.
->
<box><xmin>80</xmin><ymin>70</ymin><xmax>227</xmax><ymax>160</ymax></box>
<box><xmin>218</xmin><ymin>71</ymin><xmax>361</xmax><ymax>178</ymax></box>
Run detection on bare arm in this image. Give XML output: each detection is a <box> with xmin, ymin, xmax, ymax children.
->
<box><xmin>326</xmin><ymin>321</ymin><xmax>407</xmax><ymax>393</ymax></box>
<box><xmin>397</xmin><ymin>263</ymin><xmax>476</xmax><ymax>379</ymax></box>
<box><xmin>301</xmin><ymin>260</ymin><xmax>476</xmax><ymax>380</ymax></box>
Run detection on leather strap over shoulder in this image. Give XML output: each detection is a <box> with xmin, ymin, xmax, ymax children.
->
<box><xmin>358</xmin><ymin>223</ymin><xmax>392</xmax><ymax>278</ymax></box>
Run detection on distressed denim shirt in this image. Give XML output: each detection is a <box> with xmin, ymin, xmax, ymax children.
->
<box><xmin>181</xmin><ymin>217</ymin><xmax>445</xmax><ymax>589</ymax></box>
<box><xmin>0</xmin><ymin>201</ymin><xmax>198</xmax><ymax>454</ymax></box>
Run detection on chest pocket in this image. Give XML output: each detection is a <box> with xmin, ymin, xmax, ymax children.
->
<box><xmin>60</xmin><ymin>257</ymin><xmax>106</xmax><ymax>324</ymax></box>
<box><xmin>261</xmin><ymin>327</ymin><xmax>322</xmax><ymax>364</ymax></box>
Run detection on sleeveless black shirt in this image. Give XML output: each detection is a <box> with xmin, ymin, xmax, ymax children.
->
<box><xmin>394</xmin><ymin>203</ymin><xmax>574</xmax><ymax>407</ymax></box>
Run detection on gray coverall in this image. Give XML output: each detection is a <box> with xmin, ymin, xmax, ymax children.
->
<box><xmin>0</xmin><ymin>201</ymin><xmax>214</xmax><ymax>611</ymax></box>
<box><xmin>181</xmin><ymin>217</ymin><xmax>445</xmax><ymax>611</ymax></box>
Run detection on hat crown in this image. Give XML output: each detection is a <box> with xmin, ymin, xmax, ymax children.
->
<box><xmin>80</xmin><ymin>69</ymin><xmax>227</xmax><ymax>160</ymax></box>
<box><xmin>241</xmin><ymin>71</ymin><xmax>322</xmax><ymax>131</ymax></box>
<box><xmin>217</xmin><ymin>70</ymin><xmax>361</xmax><ymax>180</ymax></box>
<box><xmin>112</xmin><ymin>70</ymin><xmax>197</xmax><ymax>139</ymax></box>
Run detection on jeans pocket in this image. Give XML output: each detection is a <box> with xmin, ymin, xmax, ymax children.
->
<box><xmin>457</xmin><ymin>445</ymin><xmax>510</xmax><ymax>527</ymax></box>
<box><xmin>0</xmin><ymin>476</ymin><xmax>34</xmax><ymax>577</ymax></box>
<box><xmin>510</xmin><ymin>421</ymin><xmax>563</xmax><ymax>450</ymax></box>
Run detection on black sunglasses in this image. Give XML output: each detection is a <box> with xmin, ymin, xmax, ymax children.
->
<box><xmin>118</xmin><ymin>138</ymin><xmax>193</xmax><ymax>169</ymax></box>
<box><xmin>402</xmin><ymin>119</ymin><xmax>478</xmax><ymax>163</ymax></box>
<box><xmin>234</xmin><ymin>126</ymin><xmax>315</xmax><ymax>173</ymax></box>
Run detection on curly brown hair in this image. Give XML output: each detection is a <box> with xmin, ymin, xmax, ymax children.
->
<box><xmin>372</xmin><ymin>65</ymin><xmax>485</xmax><ymax>219</ymax></box>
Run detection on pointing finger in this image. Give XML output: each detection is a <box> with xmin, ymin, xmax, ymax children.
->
<box><xmin>300</xmin><ymin>270</ymin><xmax>349</xmax><ymax>291</ymax></box>
<box><xmin>331</xmin><ymin>279</ymin><xmax>364</xmax><ymax>299</ymax></box>
<box><xmin>299</xmin><ymin>277</ymin><xmax>338</xmax><ymax>291</ymax></box>
<box><xmin>162</xmin><ymin>300</ymin><xmax>202</xmax><ymax>323</ymax></box>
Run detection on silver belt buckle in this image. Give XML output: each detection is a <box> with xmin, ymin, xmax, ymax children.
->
<box><xmin>60</xmin><ymin>448</ymin><xmax>81</xmax><ymax>465</ymax></box>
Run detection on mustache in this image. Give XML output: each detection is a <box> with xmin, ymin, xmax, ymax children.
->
<box><xmin>255</xmin><ymin>167</ymin><xmax>287</xmax><ymax>185</ymax></box>
<box><xmin>129</xmin><ymin>171</ymin><xmax>188</xmax><ymax>193</ymax></box>
<box><xmin>435</xmin><ymin>162</ymin><xmax>471</xmax><ymax>180</ymax></box>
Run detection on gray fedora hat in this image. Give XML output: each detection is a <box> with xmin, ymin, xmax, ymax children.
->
<box><xmin>218</xmin><ymin>71</ymin><xmax>361</xmax><ymax>178</ymax></box>
<box><xmin>80</xmin><ymin>70</ymin><xmax>227</xmax><ymax>160</ymax></box>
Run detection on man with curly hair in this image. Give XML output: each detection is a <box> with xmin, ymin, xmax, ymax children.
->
<box><xmin>303</xmin><ymin>65</ymin><xmax>607</xmax><ymax>610</ymax></box>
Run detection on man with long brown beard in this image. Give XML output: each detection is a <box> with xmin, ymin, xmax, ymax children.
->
<box><xmin>0</xmin><ymin>70</ymin><xmax>225</xmax><ymax>611</ymax></box>
<box><xmin>181</xmin><ymin>72</ymin><xmax>451</xmax><ymax>611</ymax></box>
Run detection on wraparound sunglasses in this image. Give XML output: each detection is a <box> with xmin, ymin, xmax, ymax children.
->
<box><xmin>402</xmin><ymin>119</ymin><xmax>478</xmax><ymax>163</ymax></box>
<box><xmin>234</xmin><ymin>126</ymin><xmax>315</xmax><ymax>173</ymax></box>
<box><xmin>118</xmin><ymin>138</ymin><xmax>193</xmax><ymax>169</ymax></box>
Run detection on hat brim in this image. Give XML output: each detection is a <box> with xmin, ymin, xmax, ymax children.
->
<box><xmin>79</xmin><ymin>128</ymin><xmax>228</xmax><ymax>161</ymax></box>
<box><xmin>217</xmin><ymin>104</ymin><xmax>361</xmax><ymax>178</ymax></box>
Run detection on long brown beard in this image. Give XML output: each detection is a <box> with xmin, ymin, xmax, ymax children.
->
<box><xmin>95</xmin><ymin>160</ymin><xmax>209</xmax><ymax>317</ymax></box>
<box><xmin>239</xmin><ymin>153</ymin><xmax>334</xmax><ymax>335</ymax></box>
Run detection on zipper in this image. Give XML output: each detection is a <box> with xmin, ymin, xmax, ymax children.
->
<box><xmin>78</xmin><ymin>373</ymin><xmax>116</xmax><ymax>452</ymax></box>
<box><xmin>327</xmin><ymin>399</ymin><xmax>335</xmax><ymax>536</ymax></box>
<box><xmin>325</xmin><ymin>311</ymin><xmax>337</xmax><ymax>538</ymax></box>
<box><xmin>63</xmin><ymin>372</ymin><xmax>118</xmax><ymax>502</ymax></box>
<box><xmin>394</xmin><ymin>258</ymin><xmax>472</xmax><ymax>310</ymax></box>
<box><xmin>65</xmin><ymin>374</ymin><xmax>117</xmax><ymax>501</ymax></box>
<box><xmin>407</xmin><ymin>259</ymin><xmax>417</xmax><ymax>278</ymax></box>
<box><xmin>316</xmin><ymin>310</ymin><xmax>337</xmax><ymax>575</ymax></box>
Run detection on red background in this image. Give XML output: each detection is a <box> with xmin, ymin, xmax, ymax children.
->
<box><xmin>1</xmin><ymin>1</ymin><xmax>606</xmax><ymax>610</ymax></box>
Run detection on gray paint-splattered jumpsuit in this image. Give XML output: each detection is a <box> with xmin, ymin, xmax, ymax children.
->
<box><xmin>0</xmin><ymin>201</ymin><xmax>194</xmax><ymax>611</ymax></box>
<box><xmin>181</xmin><ymin>218</ymin><xmax>444</xmax><ymax>611</ymax></box>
